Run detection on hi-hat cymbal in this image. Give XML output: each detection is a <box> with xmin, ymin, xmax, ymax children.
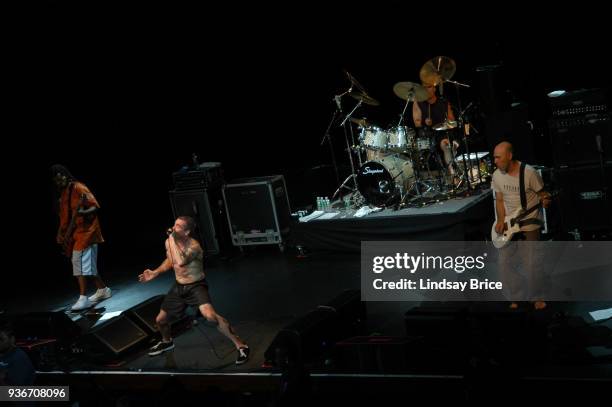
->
<box><xmin>393</xmin><ymin>82</ymin><xmax>430</xmax><ymax>102</ymax></box>
<box><xmin>349</xmin><ymin>117</ymin><xmax>370</xmax><ymax>127</ymax></box>
<box><xmin>433</xmin><ymin>120</ymin><xmax>457</xmax><ymax>131</ymax></box>
<box><xmin>348</xmin><ymin>91</ymin><xmax>380</xmax><ymax>106</ymax></box>
<box><xmin>420</xmin><ymin>56</ymin><xmax>456</xmax><ymax>86</ymax></box>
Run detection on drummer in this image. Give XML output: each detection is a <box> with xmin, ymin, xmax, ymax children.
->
<box><xmin>412</xmin><ymin>82</ymin><xmax>458</xmax><ymax>173</ymax></box>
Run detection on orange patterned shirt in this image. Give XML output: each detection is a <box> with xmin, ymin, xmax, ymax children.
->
<box><xmin>58</xmin><ymin>181</ymin><xmax>104</xmax><ymax>251</ymax></box>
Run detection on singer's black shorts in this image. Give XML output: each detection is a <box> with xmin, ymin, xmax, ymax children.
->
<box><xmin>161</xmin><ymin>278</ymin><xmax>212</xmax><ymax>322</ymax></box>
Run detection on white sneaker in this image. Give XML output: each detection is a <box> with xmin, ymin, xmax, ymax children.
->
<box><xmin>71</xmin><ymin>296</ymin><xmax>93</xmax><ymax>311</ymax></box>
<box><xmin>89</xmin><ymin>287</ymin><xmax>112</xmax><ymax>302</ymax></box>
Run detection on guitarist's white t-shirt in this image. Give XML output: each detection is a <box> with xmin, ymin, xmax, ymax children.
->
<box><xmin>491</xmin><ymin>163</ymin><xmax>544</xmax><ymax>232</ymax></box>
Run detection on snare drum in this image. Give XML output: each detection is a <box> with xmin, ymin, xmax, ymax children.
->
<box><xmin>415</xmin><ymin>127</ymin><xmax>433</xmax><ymax>151</ymax></box>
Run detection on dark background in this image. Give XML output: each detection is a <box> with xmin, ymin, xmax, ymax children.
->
<box><xmin>5</xmin><ymin>3</ymin><xmax>610</xmax><ymax>298</ymax></box>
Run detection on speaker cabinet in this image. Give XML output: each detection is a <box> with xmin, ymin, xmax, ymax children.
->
<box><xmin>125</xmin><ymin>295</ymin><xmax>191</xmax><ymax>335</ymax></box>
<box><xmin>550</xmin><ymin>116</ymin><xmax>612</xmax><ymax>167</ymax></box>
<box><xmin>169</xmin><ymin>188</ymin><xmax>229</xmax><ymax>255</ymax></box>
<box><xmin>79</xmin><ymin>315</ymin><xmax>149</xmax><ymax>360</ymax></box>
<box><xmin>125</xmin><ymin>295</ymin><xmax>164</xmax><ymax>334</ymax></box>
<box><xmin>223</xmin><ymin>175</ymin><xmax>291</xmax><ymax>247</ymax></box>
<box><xmin>556</xmin><ymin>164</ymin><xmax>611</xmax><ymax>231</ymax></box>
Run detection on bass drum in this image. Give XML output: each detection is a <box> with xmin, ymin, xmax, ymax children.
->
<box><xmin>357</xmin><ymin>156</ymin><xmax>415</xmax><ymax>206</ymax></box>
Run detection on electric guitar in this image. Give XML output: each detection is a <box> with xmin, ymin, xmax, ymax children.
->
<box><xmin>61</xmin><ymin>193</ymin><xmax>87</xmax><ymax>257</ymax></box>
<box><xmin>491</xmin><ymin>192</ymin><xmax>555</xmax><ymax>249</ymax></box>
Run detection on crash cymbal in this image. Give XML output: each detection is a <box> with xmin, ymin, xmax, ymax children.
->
<box><xmin>419</xmin><ymin>56</ymin><xmax>456</xmax><ymax>86</ymax></box>
<box><xmin>349</xmin><ymin>117</ymin><xmax>370</xmax><ymax>127</ymax></box>
<box><xmin>348</xmin><ymin>91</ymin><xmax>380</xmax><ymax>106</ymax></box>
<box><xmin>393</xmin><ymin>82</ymin><xmax>429</xmax><ymax>102</ymax></box>
<box><xmin>433</xmin><ymin>120</ymin><xmax>458</xmax><ymax>131</ymax></box>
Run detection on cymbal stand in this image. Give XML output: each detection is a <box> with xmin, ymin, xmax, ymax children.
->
<box><xmin>461</xmin><ymin>102</ymin><xmax>484</xmax><ymax>186</ymax></box>
<box><xmin>448</xmin><ymin>80</ymin><xmax>475</xmax><ymax>193</ymax></box>
<box><xmin>320</xmin><ymin>108</ymin><xmax>341</xmax><ymax>187</ymax></box>
<box><xmin>333</xmin><ymin>97</ymin><xmax>363</xmax><ymax>200</ymax></box>
<box><xmin>397</xmin><ymin>93</ymin><xmax>414</xmax><ymax>127</ymax></box>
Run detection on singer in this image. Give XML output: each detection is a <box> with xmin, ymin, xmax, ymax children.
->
<box><xmin>138</xmin><ymin>216</ymin><xmax>250</xmax><ymax>364</ymax></box>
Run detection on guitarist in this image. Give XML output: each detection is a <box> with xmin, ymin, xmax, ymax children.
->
<box><xmin>491</xmin><ymin>142</ymin><xmax>551</xmax><ymax>310</ymax></box>
<box><xmin>51</xmin><ymin>164</ymin><xmax>111</xmax><ymax>311</ymax></box>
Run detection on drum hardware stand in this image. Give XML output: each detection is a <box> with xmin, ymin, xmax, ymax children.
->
<box><xmin>449</xmin><ymin>80</ymin><xmax>479</xmax><ymax>195</ymax></box>
<box><xmin>396</xmin><ymin>92</ymin><xmax>415</xmax><ymax>127</ymax></box>
<box><xmin>350</xmin><ymin>120</ymin><xmax>363</xmax><ymax>168</ymax></box>
<box><xmin>378</xmin><ymin>170</ymin><xmax>409</xmax><ymax>208</ymax></box>
<box><xmin>332</xmin><ymin>97</ymin><xmax>363</xmax><ymax>200</ymax></box>
<box><xmin>420</xmin><ymin>132</ymin><xmax>449</xmax><ymax>195</ymax></box>
<box><xmin>331</xmin><ymin>71</ymin><xmax>380</xmax><ymax>201</ymax></box>
<box><xmin>400</xmin><ymin>173</ymin><xmax>436</xmax><ymax>206</ymax></box>
<box><xmin>434</xmin><ymin>91</ymin><xmax>463</xmax><ymax>194</ymax></box>
<box><xmin>320</xmin><ymin>107</ymin><xmax>341</xmax><ymax>187</ymax></box>
<box><xmin>460</xmin><ymin>101</ymin><xmax>484</xmax><ymax>186</ymax></box>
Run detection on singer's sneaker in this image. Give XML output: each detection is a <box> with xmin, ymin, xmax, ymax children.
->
<box><xmin>71</xmin><ymin>296</ymin><xmax>93</xmax><ymax>311</ymax></box>
<box><xmin>148</xmin><ymin>340</ymin><xmax>175</xmax><ymax>356</ymax></box>
<box><xmin>88</xmin><ymin>287</ymin><xmax>112</xmax><ymax>303</ymax></box>
<box><xmin>235</xmin><ymin>346</ymin><xmax>250</xmax><ymax>365</ymax></box>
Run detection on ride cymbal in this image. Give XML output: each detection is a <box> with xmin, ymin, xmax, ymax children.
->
<box><xmin>393</xmin><ymin>81</ymin><xmax>430</xmax><ymax>102</ymax></box>
<box><xmin>348</xmin><ymin>91</ymin><xmax>380</xmax><ymax>106</ymax></box>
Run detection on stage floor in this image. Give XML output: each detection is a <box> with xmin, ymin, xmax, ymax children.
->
<box><xmin>4</xmin><ymin>201</ymin><xmax>611</xmax><ymax>396</ymax></box>
<box><xmin>4</xmin><ymin>245</ymin><xmax>611</xmax><ymax>400</ymax></box>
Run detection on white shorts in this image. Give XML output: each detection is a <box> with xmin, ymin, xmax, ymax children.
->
<box><xmin>72</xmin><ymin>244</ymin><xmax>99</xmax><ymax>276</ymax></box>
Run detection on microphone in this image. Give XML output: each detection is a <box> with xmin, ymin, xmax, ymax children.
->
<box><xmin>166</xmin><ymin>228</ymin><xmax>173</xmax><ymax>236</ymax></box>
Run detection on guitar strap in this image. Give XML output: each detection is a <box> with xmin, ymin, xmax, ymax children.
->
<box><xmin>519</xmin><ymin>162</ymin><xmax>527</xmax><ymax>211</ymax></box>
<box><xmin>518</xmin><ymin>163</ymin><xmax>542</xmax><ymax>228</ymax></box>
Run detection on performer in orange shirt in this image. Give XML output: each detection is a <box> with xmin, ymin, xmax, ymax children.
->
<box><xmin>51</xmin><ymin>164</ymin><xmax>111</xmax><ymax>311</ymax></box>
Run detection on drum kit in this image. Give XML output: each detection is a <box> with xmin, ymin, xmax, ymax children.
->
<box><xmin>327</xmin><ymin>57</ymin><xmax>490</xmax><ymax>208</ymax></box>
